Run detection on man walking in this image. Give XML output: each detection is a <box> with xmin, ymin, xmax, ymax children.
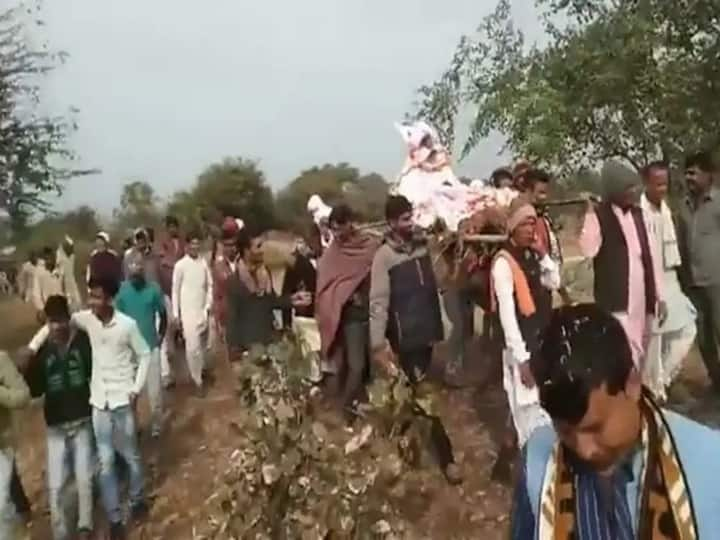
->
<box><xmin>32</xmin><ymin>247</ymin><xmax>65</xmax><ymax>317</ymax></box>
<box><xmin>23</xmin><ymin>295</ymin><xmax>94</xmax><ymax>540</ymax></box>
<box><xmin>316</xmin><ymin>205</ymin><xmax>380</xmax><ymax>414</ymax></box>
<box><xmin>641</xmin><ymin>162</ymin><xmax>697</xmax><ymax>400</ymax></box>
<box><xmin>370</xmin><ymin>195</ymin><xmax>461</xmax><ymax>484</ymax></box>
<box><xmin>0</xmin><ymin>350</ymin><xmax>30</xmax><ymax>540</ymax></box>
<box><xmin>172</xmin><ymin>231</ymin><xmax>213</xmax><ymax>396</ymax></box>
<box><xmin>158</xmin><ymin>216</ymin><xmax>185</xmax><ymax>388</ymax></box>
<box><xmin>513</xmin><ymin>303</ymin><xmax>720</xmax><ymax>539</ymax></box>
<box><xmin>86</xmin><ymin>232</ymin><xmax>122</xmax><ymax>287</ymax></box>
<box><xmin>489</xmin><ymin>198</ymin><xmax>559</xmax><ymax>481</ymax></box>
<box><xmin>56</xmin><ymin>237</ymin><xmax>82</xmax><ymax>312</ymax></box>
<box><xmin>677</xmin><ymin>151</ymin><xmax>720</xmax><ymax>391</ymax></box>
<box><xmin>116</xmin><ymin>255</ymin><xmax>167</xmax><ymax>437</ymax></box>
<box><xmin>579</xmin><ymin>160</ymin><xmax>661</xmax><ymax>366</ymax></box>
<box><xmin>28</xmin><ymin>277</ymin><xmax>151</xmax><ymax>540</ymax></box>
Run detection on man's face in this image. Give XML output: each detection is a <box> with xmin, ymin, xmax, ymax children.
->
<box><xmin>168</xmin><ymin>224</ymin><xmax>179</xmax><ymax>238</ymax></box>
<box><xmin>45</xmin><ymin>252</ymin><xmax>56</xmax><ymax>269</ymax></box>
<box><xmin>530</xmin><ymin>181</ymin><xmax>550</xmax><ymax>206</ymax></box>
<box><xmin>95</xmin><ymin>238</ymin><xmax>107</xmax><ymax>252</ymax></box>
<box><xmin>63</xmin><ymin>242</ymin><xmax>74</xmax><ymax>256</ymax></box>
<box><xmin>48</xmin><ymin>316</ymin><xmax>70</xmax><ymax>344</ymax></box>
<box><xmin>135</xmin><ymin>236</ymin><xmax>148</xmax><ymax>253</ymax></box>
<box><xmin>644</xmin><ymin>167</ymin><xmax>669</xmax><ymax>205</ymax></box>
<box><xmin>222</xmin><ymin>238</ymin><xmax>238</xmax><ymax>261</ymax></box>
<box><xmin>511</xmin><ymin>217</ymin><xmax>537</xmax><ymax>247</ymax></box>
<box><xmin>390</xmin><ymin>211</ymin><xmax>414</xmax><ymax>239</ymax></box>
<box><xmin>187</xmin><ymin>238</ymin><xmax>201</xmax><ymax>258</ymax></box>
<box><xmin>611</xmin><ymin>185</ymin><xmax>639</xmax><ymax>209</ymax></box>
<box><xmin>685</xmin><ymin>165</ymin><xmax>713</xmax><ymax>195</ymax></box>
<box><xmin>495</xmin><ymin>175</ymin><xmax>513</xmax><ymax>189</ymax></box>
<box><xmin>87</xmin><ymin>286</ymin><xmax>112</xmax><ymax>318</ymax></box>
<box><xmin>553</xmin><ymin>380</ymin><xmax>640</xmax><ymax>475</ymax></box>
<box><xmin>330</xmin><ymin>221</ymin><xmax>353</xmax><ymax>243</ymax></box>
<box><xmin>248</xmin><ymin>237</ymin><xmax>264</xmax><ymax>265</ymax></box>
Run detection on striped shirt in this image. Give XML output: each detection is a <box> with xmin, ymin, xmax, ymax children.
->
<box><xmin>511</xmin><ymin>448</ymin><xmax>643</xmax><ymax>540</ymax></box>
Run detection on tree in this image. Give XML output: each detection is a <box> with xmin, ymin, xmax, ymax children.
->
<box><xmin>113</xmin><ymin>180</ymin><xmax>161</xmax><ymax>233</ymax></box>
<box><xmin>0</xmin><ymin>3</ymin><xmax>95</xmax><ymax>233</ymax></box>
<box><xmin>168</xmin><ymin>158</ymin><xmax>275</xmax><ymax>234</ymax></box>
<box><xmin>415</xmin><ymin>0</ymin><xmax>720</xmax><ymax>174</ymax></box>
<box><xmin>275</xmin><ymin>163</ymin><xmax>388</xmax><ymax>231</ymax></box>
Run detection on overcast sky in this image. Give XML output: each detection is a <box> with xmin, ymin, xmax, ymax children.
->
<box><xmin>38</xmin><ymin>0</ymin><xmax>544</xmax><ymax>214</ymax></box>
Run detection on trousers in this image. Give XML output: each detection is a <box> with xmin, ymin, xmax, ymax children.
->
<box><xmin>47</xmin><ymin>420</ymin><xmax>94</xmax><ymax>539</ymax></box>
<box><xmin>93</xmin><ymin>406</ymin><xmax>144</xmax><ymax>524</ymax></box>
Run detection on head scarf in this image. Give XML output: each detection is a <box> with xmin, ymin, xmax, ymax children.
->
<box><xmin>507</xmin><ymin>199</ymin><xmax>537</xmax><ymax>232</ymax></box>
<box><xmin>602</xmin><ymin>159</ymin><xmax>640</xmax><ymax>198</ymax></box>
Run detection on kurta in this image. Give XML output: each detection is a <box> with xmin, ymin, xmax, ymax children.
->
<box><xmin>641</xmin><ymin>194</ymin><xmax>697</xmax><ymax>399</ymax></box>
<box><xmin>491</xmin><ymin>252</ymin><xmax>559</xmax><ymax>446</ymax></box>
<box><xmin>56</xmin><ymin>247</ymin><xmax>82</xmax><ymax>311</ymax></box>
<box><xmin>171</xmin><ymin>255</ymin><xmax>213</xmax><ymax>386</ymax></box>
<box><xmin>32</xmin><ymin>261</ymin><xmax>65</xmax><ymax>312</ymax></box>
<box><xmin>580</xmin><ymin>207</ymin><xmax>659</xmax><ymax>365</ymax></box>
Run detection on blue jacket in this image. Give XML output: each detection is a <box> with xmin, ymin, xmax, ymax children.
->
<box><xmin>514</xmin><ymin>411</ymin><xmax>720</xmax><ymax>539</ymax></box>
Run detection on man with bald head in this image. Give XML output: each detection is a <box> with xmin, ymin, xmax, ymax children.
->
<box><xmin>579</xmin><ymin>160</ymin><xmax>663</xmax><ymax>367</ymax></box>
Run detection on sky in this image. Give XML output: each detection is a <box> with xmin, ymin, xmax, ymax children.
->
<box><xmin>37</xmin><ymin>0</ymin><xmax>545</xmax><ymax>214</ymax></box>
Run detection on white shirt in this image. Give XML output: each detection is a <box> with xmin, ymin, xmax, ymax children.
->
<box><xmin>171</xmin><ymin>254</ymin><xmax>213</xmax><ymax>321</ymax></box>
<box><xmin>32</xmin><ymin>261</ymin><xmax>65</xmax><ymax>312</ymax></box>
<box><xmin>29</xmin><ymin>309</ymin><xmax>151</xmax><ymax>410</ymax></box>
<box><xmin>491</xmin><ymin>253</ymin><xmax>560</xmax><ymax>366</ymax></box>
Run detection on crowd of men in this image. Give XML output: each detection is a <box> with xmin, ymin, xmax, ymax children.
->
<box><xmin>3</xmin><ymin>151</ymin><xmax>720</xmax><ymax>538</ymax></box>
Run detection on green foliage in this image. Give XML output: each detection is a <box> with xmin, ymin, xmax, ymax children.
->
<box><xmin>168</xmin><ymin>157</ymin><xmax>275</xmax><ymax>234</ymax></box>
<box><xmin>275</xmin><ymin>163</ymin><xmax>388</xmax><ymax>232</ymax></box>
<box><xmin>0</xmin><ymin>3</ymin><xmax>96</xmax><ymax>233</ymax></box>
<box><xmin>416</xmin><ymin>0</ymin><xmax>720</xmax><ymax>174</ymax></box>
<box><xmin>112</xmin><ymin>180</ymin><xmax>161</xmax><ymax>235</ymax></box>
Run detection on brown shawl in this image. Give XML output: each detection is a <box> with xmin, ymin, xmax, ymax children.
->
<box><xmin>316</xmin><ymin>232</ymin><xmax>381</xmax><ymax>356</ymax></box>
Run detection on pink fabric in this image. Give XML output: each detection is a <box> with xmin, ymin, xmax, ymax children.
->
<box><xmin>580</xmin><ymin>208</ymin><xmax>656</xmax><ymax>365</ymax></box>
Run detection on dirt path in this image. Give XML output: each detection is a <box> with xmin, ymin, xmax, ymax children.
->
<box><xmin>8</xmin><ymin>293</ymin><xmax>720</xmax><ymax>539</ymax></box>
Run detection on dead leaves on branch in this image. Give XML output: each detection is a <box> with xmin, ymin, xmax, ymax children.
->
<box><xmin>193</xmin><ymin>334</ymin><xmax>446</xmax><ymax>540</ymax></box>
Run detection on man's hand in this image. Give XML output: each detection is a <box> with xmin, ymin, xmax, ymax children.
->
<box><xmin>518</xmin><ymin>361</ymin><xmax>536</xmax><ymax>389</ymax></box>
<box><xmin>657</xmin><ymin>300</ymin><xmax>669</xmax><ymax>327</ymax></box>
<box><xmin>15</xmin><ymin>347</ymin><xmax>34</xmax><ymax>374</ymax></box>
<box><xmin>128</xmin><ymin>392</ymin><xmax>139</xmax><ymax>410</ymax></box>
<box><xmin>372</xmin><ymin>346</ymin><xmax>399</xmax><ymax>378</ymax></box>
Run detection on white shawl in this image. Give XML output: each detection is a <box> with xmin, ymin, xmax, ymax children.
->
<box><xmin>640</xmin><ymin>193</ymin><xmax>682</xmax><ymax>270</ymax></box>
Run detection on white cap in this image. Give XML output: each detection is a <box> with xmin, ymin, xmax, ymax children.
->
<box><xmin>96</xmin><ymin>231</ymin><xmax>110</xmax><ymax>244</ymax></box>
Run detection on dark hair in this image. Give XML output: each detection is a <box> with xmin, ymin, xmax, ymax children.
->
<box><xmin>384</xmin><ymin>195</ymin><xmax>413</xmax><ymax>221</ymax></box>
<box><xmin>640</xmin><ymin>160</ymin><xmax>669</xmax><ymax>178</ymax></box>
<box><xmin>524</xmin><ymin>168</ymin><xmax>551</xmax><ymax>190</ymax></box>
<box><xmin>134</xmin><ymin>229</ymin><xmax>148</xmax><ymax>242</ymax></box>
<box><xmin>42</xmin><ymin>246</ymin><xmax>54</xmax><ymax>258</ymax></box>
<box><xmin>236</xmin><ymin>229</ymin><xmax>251</xmax><ymax>254</ymax></box>
<box><xmin>165</xmin><ymin>215</ymin><xmax>179</xmax><ymax>227</ymax></box>
<box><xmin>88</xmin><ymin>276</ymin><xmax>119</xmax><ymax>298</ymax></box>
<box><xmin>685</xmin><ymin>151</ymin><xmax>715</xmax><ymax>173</ymax></box>
<box><xmin>185</xmin><ymin>230</ymin><xmax>202</xmax><ymax>243</ymax></box>
<box><xmin>328</xmin><ymin>204</ymin><xmax>354</xmax><ymax>227</ymax></box>
<box><xmin>44</xmin><ymin>295</ymin><xmax>70</xmax><ymax>320</ymax></box>
<box><xmin>490</xmin><ymin>167</ymin><xmax>513</xmax><ymax>188</ymax></box>
<box><xmin>537</xmin><ymin>303</ymin><xmax>634</xmax><ymax>425</ymax></box>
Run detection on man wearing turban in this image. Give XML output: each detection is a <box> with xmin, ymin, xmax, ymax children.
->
<box><xmin>489</xmin><ymin>197</ymin><xmax>560</xmax><ymax>481</ymax></box>
<box><xmin>579</xmin><ymin>160</ymin><xmax>663</xmax><ymax>366</ymax></box>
